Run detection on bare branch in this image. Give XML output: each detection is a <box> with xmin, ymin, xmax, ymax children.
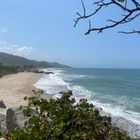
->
<box><xmin>119</xmin><ymin>29</ymin><xmax>140</xmax><ymax>34</ymax></box>
<box><xmin>111</xmin><ymin>0</ymin><xmax>131</xmax><ymax>12</ymax></box>
<box><xmin>74</xmin><ymin>0</ymin><xmax>140</xmax><ymax>35</ymax></box>
<box><xmin>85</xmin><ymin>10</ymin><xmax>133</xmax><ymax>35</ymax></box>
<box><xmin>81</xmin><ymin>0</ymin><xmax>86</xmax><ymax>17</ymax></box>
<box><xmin>74</xmin><ymin>0</ymin><xmax>113</xmax><ymax>27</ymax></box>
<box><xmin>132</xmin><ymin>0</ymin><xmax>140</xmax><ymax>8</ymax></box>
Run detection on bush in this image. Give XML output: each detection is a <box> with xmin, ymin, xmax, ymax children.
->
<box><xmin>11</xmin><ymin>91</ymin><xmax>131</xmax><ymax>140</ymax></box>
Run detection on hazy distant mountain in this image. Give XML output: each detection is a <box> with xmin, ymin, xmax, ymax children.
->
<box><xmin>0</xmin><ymin>52</ymin><xmax>70</xmax><ymax>68</ymax></box>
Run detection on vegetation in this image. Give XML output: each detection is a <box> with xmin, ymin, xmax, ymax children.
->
<box><xmin>74</xmin><ymin>0</ymin><xmax>140</xmax><ymax>35</ymax></box>
<box><xmin>0</xmin><ymin>127</ymin><xmax>2</xmax><ymax>138</ymax></box>
<box><xmin>0</xmin><ymin>52</ymin><xmax>70</xmax><ymax>68</ymax></box>
<box><xmin>0</xmin><ymin>63</ymin><xmax>18</xmax><ymax>77</ymax></box>
<box><xmin>11</xmin><ymin>91</ymin><xmax>131</xmax><ymax>140</ymax></box>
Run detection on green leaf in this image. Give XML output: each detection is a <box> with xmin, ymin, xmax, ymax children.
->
<box><xmin>118</xmin><ymin>0</ymin><xmax>125</xmax><ymax>2</ymax></box>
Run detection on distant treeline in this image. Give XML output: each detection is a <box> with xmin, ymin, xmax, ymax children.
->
<box><xmin>0</xmin><ymin>63</ymin><xmax>17</xmax><ymax>77</ymax></box>
<box><xmin>0</xmin><ymin>63</ymin><xmax>34</xmax><ymax>78</ymax></box>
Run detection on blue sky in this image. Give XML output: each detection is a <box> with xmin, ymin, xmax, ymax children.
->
<box><xmin>0</xmin><ymin>0</ymin><xmax>140</xmax><ymax>68</ymax></box>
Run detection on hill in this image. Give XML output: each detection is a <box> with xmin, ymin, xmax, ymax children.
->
<box><xmin>0</xmin><ymin>52</ymin><xmax>70</xmax><ymax>68</ymax></box>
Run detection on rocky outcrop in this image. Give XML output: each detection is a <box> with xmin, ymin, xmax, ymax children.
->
<box><xmin>6</xmin><ymin>108</ymin><xmax>20</xmax><ymax>134</ymax></box>
<box><xmin>0</xmin><ymin>107</ymin><xmax>29</xmax><ymax>138</ymax></box>
<box><xmin>31</xmin><ymin>69</ymin><xmax>54</xmax><ymax>74</ymax></box>
<box><xmin>0</xmin><ymin>100</ymin><xmax>6</xmax><ymax>109</ymax></box>
<box><xmin>59</xmin><ymin>90</ymin><xmax>72</xmax><ymax>95</ymax></box>
<box><xmin>0</xmin><ymin>138</ymin><xmax>7</xmax><ymax>140</ymax></box>
<box><xmin>45</xmin><ymin>72</ymin><xmax>54</xmax><ymax>74</ymax></box>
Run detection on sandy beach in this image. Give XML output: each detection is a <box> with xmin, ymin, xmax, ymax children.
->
<box><xmin>0</xmin><ymin>72</ymin><xmax>39</xmax><ymax>114</ymax></box>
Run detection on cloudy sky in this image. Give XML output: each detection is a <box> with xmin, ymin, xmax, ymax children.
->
<box><xmin>0</xmin><ymin>0</ymin><xmax>140</xmax><ymax>68</ymax></box>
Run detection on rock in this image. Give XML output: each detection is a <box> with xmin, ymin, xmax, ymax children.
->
<box><xmin>0</xmin><ymin>114</ymin><xmax>5</xmax><ymax>122</ymax></box>
<box><xmin>0</xmin><ymin>138</ymin><xmax>7</xmax><ymax>140</ymax></box>
<box><xmin>59</xmin><ymin>90</ymin><xmax>72</xmax><ymax>94</ymax></box>
<box><xmin>6</xmin><ymin>108</ymin><xmax>20</xmax><ymax>134</ymax></box>
<box><xmin>0</xmin><ymin>100</ymin><xmax>6</xmax><ymax>109</ymax></box>
<box><xmin>32</xmin><ymin>69</ymin><xmax>54</xmax><ymax>74</ymax></box>
<box><xmin>44</xmin><ymin>72</ymin><xmax>54</xmax><ymax>74</ymax></box>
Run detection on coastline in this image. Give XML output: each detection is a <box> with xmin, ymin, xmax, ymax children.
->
<box><xmin>0</xmin><ymin>72</ymin><xmax>40</xmax><ymax>115</ymax></box>
<box><xmin>32</xmin><ymin>68</ymin><xmax>140</xmax><ymax>139</ymax></box>
<box><xmin>0</xmin><ymin>70</ymin><xmax>139</xmax><ymax>139</ymax></box>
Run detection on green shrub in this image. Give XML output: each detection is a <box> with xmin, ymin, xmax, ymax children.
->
<box><xmin>11</xmin><ymin>91</ymin><xmax>131</xmax><ymax>140</ymax></box>
<box><xmin>0</xmin><ymin>127</ymin><xmax>2</xmax><ymax>138</ymax></box>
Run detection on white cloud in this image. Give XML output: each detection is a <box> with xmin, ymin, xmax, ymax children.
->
<box><xmin>0</xmin><ymin>27</ymin><xmax>8</xmax><ymax>33</ymax></box>
<box><xmin>0</xmin><ymin>41</ymin><xmax>33</xmax><ymax>56</ymax></box>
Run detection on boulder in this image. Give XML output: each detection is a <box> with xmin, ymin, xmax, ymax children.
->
<box><xmin>44</xmin><ymin>72</ymin><xmax>54</xmax><ymax>74</ymax></box>
<box><xmin>0</xmin><ymin>138</ymin><xmax>7</xmax><ymax>140</ymax></box>
<box><xmin>59</xmin><ymin>90</ymin><xmax>72</xmax><ymax>95</ymax></box>
<box><xmin>6</xmin><ymin>108</ymin><xmax>20</xmax><ymax>134</ymax></box>
<box><xmin>31</xmin><ymin>69</ymin><xmax>54</xmax><ymax>74</ymax></box>
<box><xmin>0</xmin><ymin>100</ymin><xmax>6</xmax><ymax>109</ymax></box>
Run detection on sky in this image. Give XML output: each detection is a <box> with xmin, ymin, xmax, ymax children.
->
<box><xmin>0</xmin><ymin>0</ymin><xmax>140</xmax><ymax>68</ymax></box>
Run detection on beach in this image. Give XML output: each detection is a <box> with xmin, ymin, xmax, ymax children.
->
<box><xmin>0</xmin><ymin>72</ymin><xmax>39</xmax><ymax>114</ymax></box>
<box><xmin>0</xmin><ymin>69</ymin><xmax>140</xmax><ymax>139</ymax></box>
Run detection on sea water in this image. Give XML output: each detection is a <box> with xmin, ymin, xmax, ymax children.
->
<box><xmin>34</xmin><ymin>68</ymin><xmax>140</xmax><ymax>138</ymax></box>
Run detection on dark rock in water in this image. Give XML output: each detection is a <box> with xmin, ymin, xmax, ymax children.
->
<box><xmin>38</xmin><ymin>70</ymin><xmax>44</xmax><ymax>73</ymax></box>
<box><xmin>31</xmin><ymin>69</ymin><xmax>54</xmax><ymax>74</ymax></box>
<box><xmin>59</xmin><ymin>90</ymin><xmax>72</xmax><ymax>94</ymax></box>
<box><xmin>0</xmin><ymin>100</ymin><xmax>6</xmax><ymax>108</ymax></box>
<box><xmin>44</xmin><ymin>72</ymin><xmax>54</xmax><ymax>74</ymax></box>
<box><xmin>6</xmin><ymin>108</ymin><xmax>20</xmax><ymax>134</ymax></box>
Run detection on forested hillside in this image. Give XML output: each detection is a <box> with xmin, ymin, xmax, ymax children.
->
<box><xmin>0</xmin><ymin>52</ymin><xmax>70</xmax><ymax>68</ymax></box>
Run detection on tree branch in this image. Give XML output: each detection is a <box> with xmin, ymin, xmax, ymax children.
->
<box><xmin>74</xmin><ymin>0</ymin><xmax>140</xmax><ymax>35</ymax></box>
<box><xmin>119</xmin><ymin>29</ymin><xmax>140</xmax><ymax>34</ymax></box>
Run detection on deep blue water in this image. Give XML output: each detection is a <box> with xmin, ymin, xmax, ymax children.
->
<box><xmin>35</xmin><ymin>68</ymin><xmax>140</xmax><ymax>138</ymax></box>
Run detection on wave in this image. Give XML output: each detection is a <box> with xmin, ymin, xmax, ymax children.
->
<box><xmin>72</xmin><ymin>86</ymin><xmax>140</xmax><ymax>138</ymax></box>
<box><xmin>34</xmin><ymin>68</ymin><xmax>140</xmax><ymax>138</ymax></box>
<box><xmin>34</xmin><ymin>69</ymin><xmax>69</xmax><ymax>95</ymax></box>
<box><xmin>62</xmin><ymin>74</ymin><xmax>87</xmax><ymax>81</ymax></box>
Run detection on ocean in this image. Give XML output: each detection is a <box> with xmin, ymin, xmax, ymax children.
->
<box><xmin>34</xmin><ymin>68</ymin><xmax>140</xmax><ymax>138</ymax></box>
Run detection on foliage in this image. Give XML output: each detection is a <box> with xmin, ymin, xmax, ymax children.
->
<box><xmin>0</xmin><ymin>127</ymin><xmax>2</xmax><ymax>138</ymax></box>
<box><xmin>118</xmin><ymin>0</ymin><xmax>125</xmax><ymax>2</ymax></box>
<box><xmin>11</xmin><ymin>91</ymin><xmax>131</xmax><ymax>140</ymax></box>
<box><xmin>0</xmin><ymin>64</ymin><xmax>18</xmax><ymax>77</ymax></box>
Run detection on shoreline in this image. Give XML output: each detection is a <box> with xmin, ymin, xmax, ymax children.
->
<box><xmin>0</xmin><ymin>72</ymin><xmax>40</xmax><ymax>115</ymax></box>
<box><xmin>32</xmin><ymin>69</ymin><xmax>140</xmax><ymax>139</ymax></box>
<box><xmin>0</xmin><ymin>71</ymin><xmax>139</xmax><ymax>139</ymax></box>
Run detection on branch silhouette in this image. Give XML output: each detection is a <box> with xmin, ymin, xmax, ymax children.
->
<box><xmin>74</xmin><ymin>0</ymin><xmax>140</xmax><ymax>35</ymax></box>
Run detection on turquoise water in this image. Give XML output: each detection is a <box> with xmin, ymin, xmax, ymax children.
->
<box><xmin>64</xmin><ymin>68</ymin><xmax>140</xmax><ymax>112</ymax></box>
<box><xmin>35</xmin><ymin>68</ymin><xmax>140</xmax><ymax>138</ymax></box>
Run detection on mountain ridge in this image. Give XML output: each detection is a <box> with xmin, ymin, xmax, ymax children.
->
<box><xmin>0</xmin><ymin>52</ymin><xmax>70</xmax><ymax>68</ymax></box>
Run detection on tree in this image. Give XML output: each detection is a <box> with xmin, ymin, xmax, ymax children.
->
<box><xmin>74</xmin><ymin>0</ymin><xmax>140</xmax><ymax>35</ymax></box>
<box><xmin>10</xmin><ymin>91</ymin><xmax>130</xmax><ymax>140</ymax></box>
